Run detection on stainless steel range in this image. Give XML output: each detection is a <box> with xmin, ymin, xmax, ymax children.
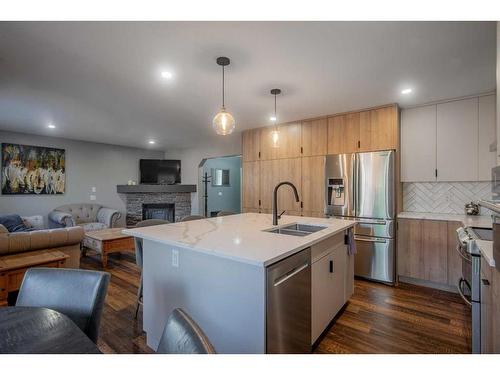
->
<box><xmin>456</xmin><ymin>226</ymin><xmax>484</xmax><ymax>354</ymax></box>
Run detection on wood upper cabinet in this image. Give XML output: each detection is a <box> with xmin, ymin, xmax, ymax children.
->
<box><xmin>242</xmin><ymin>161</ymin><xmax>260</xmax><ymax>210</ymax></box>
<box><xmin>260</xmin><ymin>127</ymin><xmax>279</xmax><ymax>160</ymax></box>
<box><xmin>242</xmin><ymin>129</ymin><xmax>261</xmax><ymax>162</ymax></box>
<box><xmin>358</xmin><ymin>111</ymin><xmax>372</xmax><ymax>152</ymax></box>
<box><xmin>327</xmin><ymin>115</ymin><xmax>343</xmax><ymax>154</ymax></box>
<box><xmin>327</xmin><ymin>106</ymin><xmax>398</xmax><ymax>155</ymax></box>
<box><xmin>397</xmin><ymin>218</ymin><xmax>448</xmax><ymax>284</ymax></box>
<box><xmin>327</xmin><ymin>113</ymin><xmax>359</xmax><ymax>154</ymax></box>
<box><xmin>301</xmin><ymin>156</ymin><xmax>325</xmax><ymax>215</ymax></box>
<box><xmin>368</xmin><ymin>106</ymin><xmax>398</xmax><ymax>151</ymax></box>
<box><xmin>277</xmin><ymin>122</ymin><xmax>302</xmax><ymax>159</ymax></box>
<box><xmin>436</xmin><ymin>98</ymin><xmax>479</xmax><ymax>181</ymax></box>
<box><xmin>301</xmin><ymin>118</ymin><xmax>327</xmax><ymax>156</ymax></box>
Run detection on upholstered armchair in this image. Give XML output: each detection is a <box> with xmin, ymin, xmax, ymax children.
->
<box><xmin>49</xmin><ymin>204</ymin><xmax>121</xmax><ymax>232</ymax></box>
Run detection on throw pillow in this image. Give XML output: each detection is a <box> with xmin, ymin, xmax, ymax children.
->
<box><xmin>0</xmin><ymin>214</ymin><xmax>30</xmax><ymax>232</ymax></box>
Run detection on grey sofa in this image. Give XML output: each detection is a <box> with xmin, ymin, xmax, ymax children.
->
<box><xmin>0</xmin><ymin>216</ymin><xmax>84</xmax><ymax>268</ymax></box>
<box><xmin>49</xmin><ymin>204</ymin><xmax>121</xmax><ymax>232</ymax></box>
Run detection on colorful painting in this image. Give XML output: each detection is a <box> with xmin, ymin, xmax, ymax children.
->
<box><xmin>1</xmin><ymin>143</ymin><xmax>65</xmax><ymax>195</ymax></box>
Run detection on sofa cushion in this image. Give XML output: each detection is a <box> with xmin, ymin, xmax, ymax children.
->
<box><xmin>55</xmin><ymin>204</ymin><xmax>102</xmax><ymax>223</ymax></box>
<box><xmin>79</xmin><ymin>222</ymin><xmax>107</xmax><ymax>232</ymax></box>
<box><xmin>0</xmin><ymin>214</ymin><xmax>29</xmax><ymax>232</ymax></box>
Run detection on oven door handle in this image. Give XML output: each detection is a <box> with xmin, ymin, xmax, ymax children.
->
<box><xmin>457</xmin><ymin>278</ymin><xmax>473</xmax><ymax>307</ymax></box>
<box><xmin>455</xmin><ymin>245</ymin><xmax>472</xmax><ymax>264</ymax></box>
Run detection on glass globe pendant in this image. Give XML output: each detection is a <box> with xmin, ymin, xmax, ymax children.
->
<box><xmin>270</xmin><ymin>88</ymin><xmax>281</xmax><ymax>148</ymax></box>
<box><xmin>213</xmin><ymin>57</ymin><xmax>235</xmax><ymax>135</ymax></box>
<box><xmin>213</xmin><ymin>107</ymin><xmax>235</xmax><ymax>135</ymax></box>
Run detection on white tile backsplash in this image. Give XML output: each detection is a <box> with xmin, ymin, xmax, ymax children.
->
<box><xmin>403</xmin><ymin>182</ymin><xmax>492</xmax><ymax>215</ymax></box>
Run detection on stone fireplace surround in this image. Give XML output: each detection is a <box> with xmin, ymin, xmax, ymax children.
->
<box><xmin>117</xmin><ymin>184</ymin><xmax>196</xmax><ymax>227</ymax></box>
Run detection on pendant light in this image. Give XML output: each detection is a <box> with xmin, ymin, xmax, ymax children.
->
<box><xmin>213</xmin><ymin>57</ymin><xmax>235</xmax><ymax>135</ymax></box>
<box><xmin>270</xmin><ymin>88</ymin><xmax>281</xmax><ymax>148</ymax></box>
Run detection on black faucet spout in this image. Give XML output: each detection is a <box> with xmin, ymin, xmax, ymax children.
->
<box><xmin>272</xmin><ymin>181</ymin><xmax>300</xmax><ymax>226</ymax></box>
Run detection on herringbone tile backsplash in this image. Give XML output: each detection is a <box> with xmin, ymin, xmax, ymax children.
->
<box><xmin>403</xmin><ymin>182</ymin><xmax>492</xmax><ymax>215</ymax></box>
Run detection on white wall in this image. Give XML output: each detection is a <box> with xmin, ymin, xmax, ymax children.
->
<box><xmin>0</xmin><ymin>130</ymin><xmax>163</xmax><ymax>225</ymax></box>
<box><xmin>165</xmin><ymin>134</ymin><xmax>242</xmax><ymax>214</ymax></box>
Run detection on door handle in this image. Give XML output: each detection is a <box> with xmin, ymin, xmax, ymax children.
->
<box><xmin>354</xmin><ymin>236</ymin><xmax>387</xmax><ymax>243</ymax></box>
<box><xmin>455</xmin><ymin>245</ymin><xmax>472</xmax><ymax>264</ymax></box>
<box><xmin>356</xmin><ymin>219</ymin><xmax>387</xmax><ymax>225</ymax></box>
<box><xmin>273</xmin><ymin>262</ymin><xmax>309</xmax><ymax>287</ymax></box>
<box><xmin>457</xmin><ymin>278</ymin><xmax>473</xmax><ymax>307</ymax></box>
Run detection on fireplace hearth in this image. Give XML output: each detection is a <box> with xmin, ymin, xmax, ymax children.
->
<box><xmin>142</xmin><ymin>203</ymin><xmax>175</xmax><ymax>222</ymax></box>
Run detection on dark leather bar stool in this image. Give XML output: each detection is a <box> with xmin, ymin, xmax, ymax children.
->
<box><xmin>16</xmin><ymin>267</ymin><xmax>110</xmax><ymax>343</ymax></box>
<box><xmin>134</xmin><ymin>219</ymin><xmax>170</xmax><ymax>319</ymax></box>
<box><xmin>156</xmin><ymin>308</ymin><xmax>216</xmax><ymax>354</ymax></box>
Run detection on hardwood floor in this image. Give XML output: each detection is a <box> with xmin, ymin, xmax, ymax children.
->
<box><xmin>80</xmin><ymin>252</ymin><xmax>471</xmax><ymax>354</ymax></box>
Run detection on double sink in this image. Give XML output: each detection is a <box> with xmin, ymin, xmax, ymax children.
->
<box><xmin>264</xmin><ymin>223</ymin><xmax>327</xmax><ymax>237</ymax></box>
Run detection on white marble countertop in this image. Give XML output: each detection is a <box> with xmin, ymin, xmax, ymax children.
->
<box><xmin>398</xmin><ymin>211</ymin><xmax>492</xmax><ymax>228</ymax></box>
<box><xmin>476</xmin><ymin>240</ymin><xmax>495</xmax><ymax>268</ymax></box>
<box><xmin>123</xmin><ymin>213</ymin><xmax>356</xmax><ymax>267</ymax></box>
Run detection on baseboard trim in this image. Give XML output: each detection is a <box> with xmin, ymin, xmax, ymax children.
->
<box><xmin>398</xmin><ymin>276</ymin><xmax>457</xmax><ymax>293</ymax></box>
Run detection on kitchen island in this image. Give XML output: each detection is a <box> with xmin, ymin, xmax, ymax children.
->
<box><xmin>124</xmin><ymin>213</ymin><xmax>356</xmax><ymax>353</ymax></box>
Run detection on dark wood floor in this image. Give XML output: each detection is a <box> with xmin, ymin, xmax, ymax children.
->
<box><xmin>81</xmin><ymin>252</ymin><xmax>471</xmax><ymax>354</ymax></box>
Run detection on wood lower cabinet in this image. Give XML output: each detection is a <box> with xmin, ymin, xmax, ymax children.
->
<box><xmin>397</xmin><ymin>218</ymin><xmax>448</xmax><ymax>285</ymax></box>
<box><xmin>301</xmin><ymin>156</ymin><xmax>325</xmax><ymax>216</ymax></box>
<box><xmin>259</xmin><ymin>159</ymin><xmax>280</xmax><ymax>210</ymax></box>
<box><xmin>242</xmin><ymin>161</ymin><xmax>260</xmax><ymax>211</ymax></box>
<box><xmin>277</xmin><ymin>158</ymin><xmax>302</xmax><ymax>212</ymax></box>
<box><xmin>447</xmin><ymin>221</ymin><xmax>462</xmax><ymax>287</ymax></box>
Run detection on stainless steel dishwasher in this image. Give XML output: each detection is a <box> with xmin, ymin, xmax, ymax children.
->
<box><xmin>266</xmin><ymin>248</ymin><xmax>311</xmax><ymax>353</ymax></box>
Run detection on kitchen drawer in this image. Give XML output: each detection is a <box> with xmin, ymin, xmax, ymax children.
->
<box><xmin>311</xmin><ymin>232</ymin><xmax>344</xmax><ymax>263</ymax></box>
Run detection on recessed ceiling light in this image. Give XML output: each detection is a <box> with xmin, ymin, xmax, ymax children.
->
<box><xmin>401</xmin><ymin>88</ymin><xmax>413</xmax><ymax>95</ymax></box>
<box><xmin>161</xmin><ymin>71</ymin><xmax>173</xmax><ymax>80</ymax></box>
<box><xmin>270</xmin><ymin>116</ymin><xmax>277</xmax><ymax>122</ymax></box>
<box><xmin>47</xmin><ymin>123</ymin><xmax>56</xmax><ymax>129</ymax></box>
<box><xmin>148</xmin><ymin>140</ymin><xmax>156</xmax><ymax>144</ymax></box>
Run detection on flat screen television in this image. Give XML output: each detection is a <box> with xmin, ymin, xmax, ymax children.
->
<box><xmin>140</xmin><ymin>159</ymin><xmax>181</xmax><ymax>184</ymax></box>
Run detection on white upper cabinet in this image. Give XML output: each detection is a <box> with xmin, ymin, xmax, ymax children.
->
<box><xmin>436</xmin><ymin>97</ymin><xmax>479</xmax><ymax>182</ymax></box>
<box><xmin>478</xmin><ymin>95</ymin><xmax>496</xmax><ymax>181</ymax></box>
<box><xmin>436</xmin><ymin>98</ymin><xmax>479</xmax><ymax>181</ymax></box>
<box><xmin>401</xmin><ymin>105</ymin><xmax>437</xmax><ymax>182</ymax></box>
<box><xmin>401</xmin><ymin>94</ymin><xmax>495</xmax><ymax>182</ymax></box>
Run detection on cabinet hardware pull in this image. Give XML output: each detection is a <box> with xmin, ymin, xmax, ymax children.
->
<box><xmin>482</xmin><ymin>279</ymin><xmax>490</xmax><ymax>286</ymax></box>
<box><xmin>329</xmin><ymin>260</ymin><xmax>334</xmax><ymax>273</ymax></box>
<box><xmin>358</xmin><ymin>140</ymin><xmax>360</xmax><ymax>148</ymax></box>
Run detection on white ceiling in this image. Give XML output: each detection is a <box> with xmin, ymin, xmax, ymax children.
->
<box><xmin>0</xmin><ymin>21</ymin><xmax>496</xmax><ymax>150</ymax></box>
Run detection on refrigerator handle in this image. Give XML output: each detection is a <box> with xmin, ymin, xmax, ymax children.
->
<box><xmin>353</xmin><ymin>154</ymin><xmax>358</xmax><ymax>217</ymax></box>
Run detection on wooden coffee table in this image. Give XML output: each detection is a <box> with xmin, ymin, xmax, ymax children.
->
<box><xmin>83</xmin><ymin>228</ymin><xmax>135</xmax><ymax>268</ymax></box>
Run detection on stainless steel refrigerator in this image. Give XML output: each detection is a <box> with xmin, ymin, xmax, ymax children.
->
<box><xmin>325</xmin><ymin>151</ymin><xmax>395</xmax><ymax>283</ymax></box>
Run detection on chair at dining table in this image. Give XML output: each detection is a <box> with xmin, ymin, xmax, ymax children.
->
<box><xmin>16</xmin><ymin>267</ymin><xmax>110</xmax><ymax>344</ymax></box>
<box><xmin>134</xmin><ymin>219</ymin><xmax>170</xmax><ymax>319</ymax></box>
<box><xmin>156</xmin><ymin>308</ymin><xmax>216</xmax><ymax>354</ymax></box>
